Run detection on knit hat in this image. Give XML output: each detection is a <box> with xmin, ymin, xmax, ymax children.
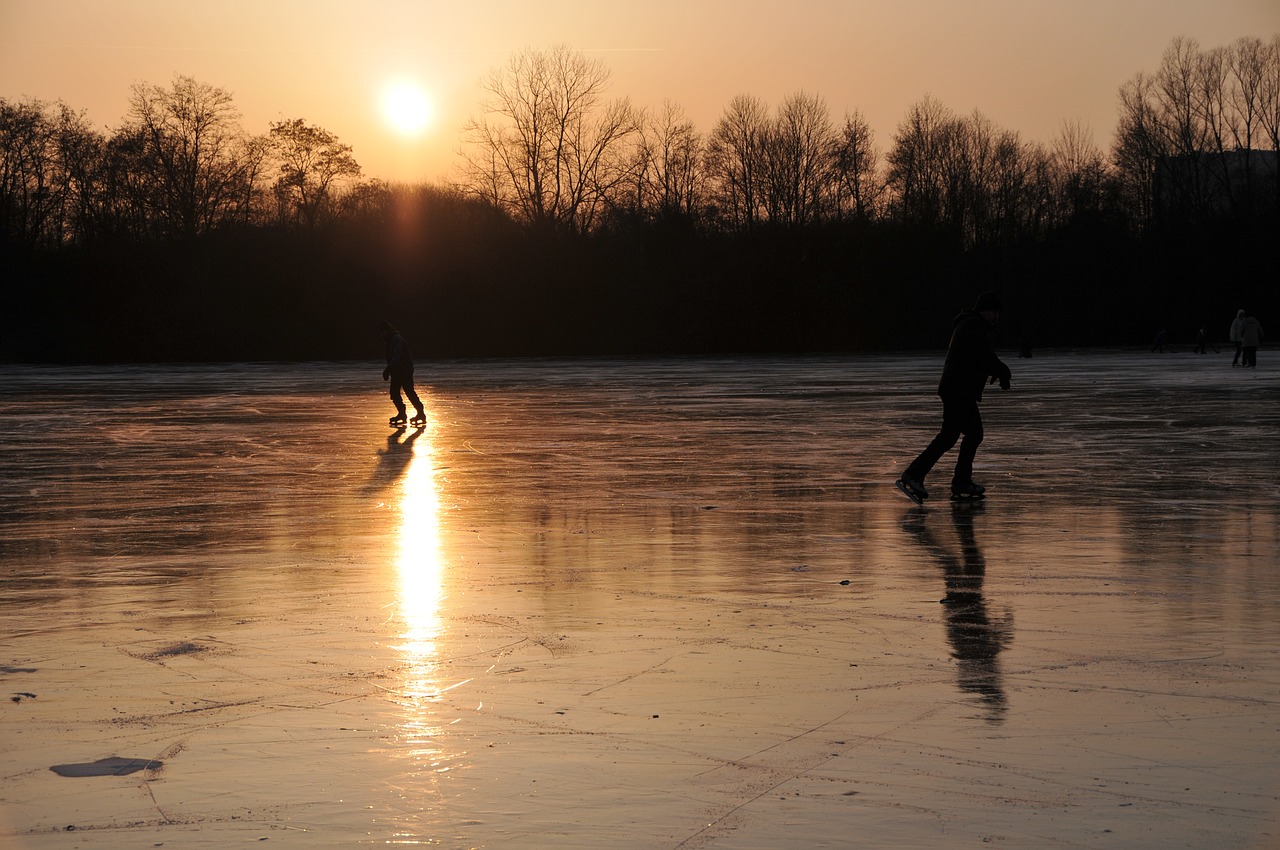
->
<box><xmin>974</xmin><ymin>291</ymin><xmax>1003</xmax><ymax>313</ymax></box>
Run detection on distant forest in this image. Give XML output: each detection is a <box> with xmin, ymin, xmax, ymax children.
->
<box><xmin>2</xmin><ymin>35</ymin><xmax>1277</xmax><ymax>362</ymax></box>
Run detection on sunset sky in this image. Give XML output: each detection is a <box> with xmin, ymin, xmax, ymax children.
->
<box><xmin>3</xmin><ymin>0</ymin><xmax>1277</xmax><ymax>185</ymax></box>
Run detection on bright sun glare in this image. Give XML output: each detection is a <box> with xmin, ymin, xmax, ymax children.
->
<box><xmin>381</xmin><ymin>80</ymin><xmax>433</xmax><ymax>136</ymax></box>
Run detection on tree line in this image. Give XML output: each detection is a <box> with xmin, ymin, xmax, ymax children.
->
<box><xmin>2</xmin><ymin>35</ymin><xmax>1276</xmax><ymax>362</ymax></box>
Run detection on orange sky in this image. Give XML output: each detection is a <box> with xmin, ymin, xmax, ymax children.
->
<box><xmin>2</xmin><ymin>0</ymin><xmax>1277</xmax><ymax>185</ymax></box>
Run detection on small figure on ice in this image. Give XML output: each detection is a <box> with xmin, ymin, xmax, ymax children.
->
<box><xmin>1239</xmin><ymin>311</ymin><xmax>1264</xmax><ymax>368</ymax></box>
<box><xmin>896</xmin><ymin>291</ymin><xmax>1012</xmax><ymax>505</ymax></box>
<box><xmin>379</xmin><ymin>321</ymin><xmax>426</xmax><ymax>428</ymax></box>
<box><xmin>1230</xmin><ymin>308</ymin><xmax>1246</xmax><ymax>366</ymax></box>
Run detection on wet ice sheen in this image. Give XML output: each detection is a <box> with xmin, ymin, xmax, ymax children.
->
<box><xmin>0</xmin><ymin>352</ymin><xmax>1277</xmax><ymax>849</ymax></box>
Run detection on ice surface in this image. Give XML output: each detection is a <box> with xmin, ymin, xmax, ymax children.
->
<box><xmin>0</xmin><ymin>352</ymin><xmax>1277</xmax><ymax>848</ymax></box>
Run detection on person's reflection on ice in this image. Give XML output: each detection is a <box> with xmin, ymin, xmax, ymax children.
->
<box><xmin>361</xmin><ymin>426</ymin><xmax>424</xmax><ymax>498</ymax></box>
<box><xmin>902</xmin><ymin>503</ymin><xmax>1013</xmax><ymax>724</ymax></box>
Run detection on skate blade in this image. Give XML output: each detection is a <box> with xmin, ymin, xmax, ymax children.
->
<box><xmin>894</xmin><ymin>480</ymin><xmax>924</xmax><ymax>505</ymax></box>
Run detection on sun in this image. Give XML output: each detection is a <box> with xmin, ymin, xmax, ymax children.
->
<box><xmin>381</xmin><ymin>80</ymin><xmax>434</xmax><ymax>136</ymax></box>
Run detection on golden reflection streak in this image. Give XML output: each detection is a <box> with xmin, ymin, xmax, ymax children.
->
<box><xmin>392</xmin><ymin>418</ymin><xmax>446</xmax><ymax>744</ymax></box>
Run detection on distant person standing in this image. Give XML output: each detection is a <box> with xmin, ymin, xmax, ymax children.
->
<box><xmin>1151</xmin><ymin>329</ymin><xmax>1166</xmax><ymax>353</ymax></box>
<box><xmin>896</xmin><ymin>292</ymin><xmax>1012</xmax><ymax>504</ymax></box>
<box><xmin>1240</xmin><ymin>311</ymin><xmax>1264</xmax><ymax>368</ymax></box>
<box><xmin>1195</xmin><ymin>326</ymin><xmax>1207</xmax><ymax>354</ymax></box>
<box><xmin>1230</xmin><ymin>308</ymin><xmax>1246</xmax><ymax>366</ymax></box>
<box><xmin>379</xmin><ymin>321</ymin><xmax>426</xmax><ymax>427</ymax></box>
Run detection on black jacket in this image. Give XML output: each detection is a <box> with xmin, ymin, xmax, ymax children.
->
<box><xmin>384</xmin><ymin>332</ymin><xmax>414</xmax><ymax>378</ymax></box>
<box><xmin>937</xmin><ymin>311</ymin><xmax>1010</xmax><ymax>402</ymax></box>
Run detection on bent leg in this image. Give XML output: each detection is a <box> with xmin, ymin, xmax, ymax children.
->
<box><xmin>906</xmin><ymin>405</ymin><xmax>963</xmax><ymax>483</ymax></box>
<box><xmin>952</xmin><ymin>403</ymin><xmax>984</xmax><ymax>486</ymax></box>
<box><xmin>402</xmin><ymin>377</ymin><xmax>424</xmax><ymax>415</ymax></box>
<box><xmin>388</xmin><ymin>378</ymin><xmax>407</xmax><ymax>416</ymax></box>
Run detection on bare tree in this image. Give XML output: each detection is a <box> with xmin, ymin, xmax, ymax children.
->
<box><xmin>1226</xmin><ymin>37</ymin><xmax>1279</xmax><ymax>211</ymax></box>
<box><xmin>1113</xmin><ymin>39</ymin><xmax>1207</xmax><ymax>219</ymax></box>
<box><xmin>0</xmin><ymin>98</ymin><xmax>62</xmax><ymax>248</ymax></box>
<box><xmin>888</xmin><ymin>97</ymin><xmax>1046</xmax><ymax>245</ymax></box>
<box><xmin>887</xmin><ymin>95</ymin><xmax>956</xmax><ymax>228</ymax></box>
<box><xmin>706</xmin><ymin>94</ymin><xmax>770</xmax><ymax>229</ymax></box>
<box><xmin>628</xmin><ymin>100</ymin><xmax>705</xmax><ymax>222</ymax></box>
<box><xmin>1114</xmin><ymin>72</ymin><xmax>1163</xmax><ymax>220</ymax></box>
<box><xmin>268</xmin><ymin>118</ymin><xmax>362</xmax><ymax>228</ymax></box>
<box><xmin>986</xmin><ymin>125</ymin><xmax>1046</xmax><ymax>243</ymax></box>
<box><xmin>765</xmin><ymin>91</ymin><xmax>836</xmax><ymax>227</ymax></box>
<box><xmin>126</xmin><ymin>75</ymin><xmax>261</xmax><ymax>237</ymax></box>
<box><xmin>0</xmin><ymin>98</ymin><xmax>107</xmax><ymax>248</ymax></box>
<box><xmin>461</xmin><ymin>45</ymin><xmax>637</xmax><ymax>234</ymax></box>
<box><xmin>1263</xmin><ymin>36</ymin><xmax>1280</xmax><ymax>207</ymax></box>
<box><xmin>833</xmin><ymin>110</ymin><xmax>882</xmax><ymax>221</ymax></box>
<box><xmin>1227</xmin><ymin>38</ymin><xmax>1267</xmax><ymax>153</ymax></box>
<box><xmin>1114</xmin><ymin>34</ymin><xmax>1280</xmax><ymax>222</ymax></box>
<box><xmin>1049</xmin><ymin>120</ymin><xmax>1108</xmax><ymax>225</ymax></box>
<box><xmin>1262</xmin><ymin>35</ymin><xmax>1280</xmax><ymax>155</ymax></box>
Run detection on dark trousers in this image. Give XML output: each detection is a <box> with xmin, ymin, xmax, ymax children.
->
<box><xmin>389</xmin><ymin>372</ymin><xmax>424</xmax><ymax>416</ymax></box>
<box><xmin>1242</xmin><ymin>346</ymin><xmax>1258</xmax><ymax>368</ymax></box>
<box><xmin>1233</xmin><ymin>340</ymin><xmax>1243</xmax><ymax>365</ymax></box>
<box><xmin>906</xmin><ymin>397</ymin><xmax>984</xmax><ymax>486</ymax></box>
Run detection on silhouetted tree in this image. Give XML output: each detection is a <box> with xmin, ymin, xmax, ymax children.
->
<box><xmin>125</xmin><ymin>75</ymin><xmax>263</xmax><ymax>237</ymax></box>
<box><xmin>887</xmin><ymin>95</ymin><xmax>954</xmax><ymax>230</ymax></box>
<box><xmin>461</xmin><ymin>45</ymin><xmax>638</xmax><ymax>234</ymax></box>
<box><xmin>626</xmin><ymin>100</ymin><xmax>706</xmax><ymax>222</ymax></box>
<box><xmin>268</xmin><ymin>118</ymin><xmax>362</xmax><ymax>228</ymax></box>
<box><xmin>1114</xmin><ymin>35</ymin><xmax>1280</xmax><ymax>223</ymax></box>
<box><xmin>706</xmin><ymin>94</ymin><xmax>770</xmax><ymax>229</ymax></box>
<box><xmin>833</xmin><ymin>110</ymin><xmax>883</xmax><ymax>221</ymax></box>
<box><xmin>888</xmin><ymin>98</ymin><xmax>1048</xmax><ymax>247</ymax></box>
<box><xmin>1047</xmin><ymin>121</ymin><xmax>1109</xmax><ymax>227</ymax></box>
<box><xmin>1262</xmin><ymin>36</ymin><xmax>1280</xmax><ymax>155</ymax></box>
<box><xmin>0</xmin><ymin>98</ymin><xmax>97</xmax><ymax>248</ymax></box>
<box><xmin>764</xmin><ymin>91</ymin><xmax>835</xmax><ymax>226</ymax></box>
<box><xmin>7</xmin><ymin>39</ymin><xmax>1279</xmax><ymax>364</ymax></box>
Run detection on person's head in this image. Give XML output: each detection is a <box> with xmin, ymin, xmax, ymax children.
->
<box><xmin>378</xmin><ymin>320</ymin><xmax>397</xmax><ymax>340</ymax></box>
<box><xmin>1238</xmin><ymin>309</ymin><xmax>1246</xmax><ymax>318</ymax></box>
<box><xmin>973</xmin><ymin>291</ymin><xmax>1003</xmax><ymax>323</ymax></box>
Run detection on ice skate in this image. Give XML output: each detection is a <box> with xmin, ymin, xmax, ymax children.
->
<box><xmin>409</xmin><ymin>409</ymin><xmax>426</xmax><ymax>427</ymax></box>
<box><xmin>389</xmin><ymin>413</ymin><xmax>407</xmax><ymax>427</ymax></box>
<box><xmin>949</xmin><ymin>481</ymin><xmax>986</xmax><ymax>501</ymax></box>
<box><xmin>895</xmin><ymin>476</ymin><xmax>929</xmax><ymax>505</ymax></box>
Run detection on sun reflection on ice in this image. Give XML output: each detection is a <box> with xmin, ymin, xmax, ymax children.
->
<box><xmin>392</xmin><ymin>417</ymin><xmax>448</xmax><ymax>756</ymax></box>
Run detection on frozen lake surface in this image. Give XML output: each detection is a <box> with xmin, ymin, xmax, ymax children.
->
<box><xmin>1</xmin><ymin>352</ymin><xmax>1278</xmax><ymax>848</ymax></box>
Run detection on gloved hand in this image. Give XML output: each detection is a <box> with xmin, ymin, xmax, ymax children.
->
<box><xmin>382</xmin><ymin>369</ymin><xmax>390</xmax><ymax>381</ymax></box>
<box><xmin>1000</xmin><ymin>375</ymin><xmax>1011</xmax><ymax>390</ymax></box>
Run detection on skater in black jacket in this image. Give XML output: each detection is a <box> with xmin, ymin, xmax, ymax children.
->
<box><xmin>379</xmin><ymin>321</ymin><xmax>426</xmax><ymax>427</ymax></box>
<box><xmin>897</xmin><ymin>292</ymin><xmax>1011</xmax><ymax>503</ymax></box>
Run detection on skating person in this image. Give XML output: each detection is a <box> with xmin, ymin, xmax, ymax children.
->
<box><xmin>1230</xmin><ymin>309</ymin><xmax>1246</xmax><ymax>366</ymax></box>
<box><xmin>379</xmin><ymin>321</ymin><xmax>426</xmax><ymax>427</ymax></box>
<box><xmin>1240</xmin><ymin>311</ymin><xmax>1264</xmax><ymax>368</ymax></box>
<box><xmin>896</xmin><ymin>291</ymin><xmax>1011</xmax><ymax>504</ymax></box>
